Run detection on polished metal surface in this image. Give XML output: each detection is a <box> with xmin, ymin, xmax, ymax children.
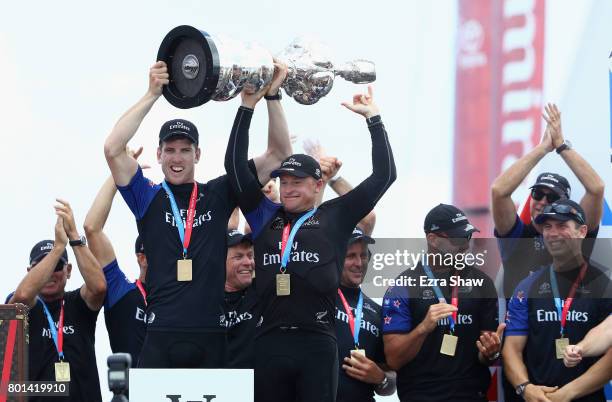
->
<box><xmin>159</xmin><ymin>26</ymin><xmax>376</xmax><ymax>107</ymax></box>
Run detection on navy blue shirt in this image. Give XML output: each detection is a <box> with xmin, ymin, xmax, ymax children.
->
<box><xmin>118</xmin><ymin>166</ymin><xmax>238</xmax><ymax>331</ymax></box>
<box><xmin>496</xmin><ymin>215</ymin><xmax>598</xmax><ymax>298</ymax></box>
<box><xmin>505</xmin><ymin>264</ymin><xmax>612</xmax><ymax>402</ymax></box>
<box><xmin>382</xmin><ymin>264</ymin><xmax>498</xmax><ymax>402</ymax></box>
<box><xmin>102</xmin><ymin>260</ymin><xmax>146</xmax><ymax>366</ymax></box>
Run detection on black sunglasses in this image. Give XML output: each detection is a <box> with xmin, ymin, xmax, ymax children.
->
<box><xmin>436</xmin><ymin>232</ymin><xmax>472</xmax><ymax>246</ymax></box>
<box><xmin>531</xmin><ymin>188</ymin><xmax>561</xmax><ymax>203</ymax></box>
<box><xmin>541</xmin><ymin>204</ymin><xmax>585</xmax><ymax>225</ymax></box>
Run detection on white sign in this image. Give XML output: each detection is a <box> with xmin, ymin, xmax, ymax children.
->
<box><xmin>129</xmin><ymin>369</ymin><xmax>253</xmax><ymax>402</ymax></box>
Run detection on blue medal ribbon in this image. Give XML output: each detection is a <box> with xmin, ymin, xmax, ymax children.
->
<box><xmin>280</xmin><ymin>208</ymin><xmax>317</xmax><ymax>269</ymax></box>
<box><xmin>422</xmin><ymin>264</ymin><xmax>456</xmax><ymax>333</ymax></box>
<box><xmin>38</xmin><ymin>297</ymin><xmax>64</xmax><ymax>360</ymax></box>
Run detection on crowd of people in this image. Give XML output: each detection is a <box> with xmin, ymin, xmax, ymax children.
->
<box><xmin>4</xmin><ymin>60</ymin><xmax>611</xmax><ymax>402</ymax></box>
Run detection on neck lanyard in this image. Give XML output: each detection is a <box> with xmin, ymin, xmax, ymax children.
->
<box><xmin>549</xmin><ymin>263</ymin><xmax>587</xmax><ymax>337</ymax></box>
<box><xmin>279</xmin><ymin>208</ymin><xmax>317</xmax><ymax>273</ymax></box>
<box><xmin>337</xmin><ymin>288</ymin><xmax>364</xmax><ymax>348</ymax></box>
<box><xmin>38</xmin><ymin>297</ymin><xmax>65</xmax><ymax>360</ymax></box>
<box><xmin>422</xmin><ymin>264</ymin><xmax>458</xmax><ymax>333</ymax></box>
<box><xmin>161</xmin><ymin>181</ymin><xmax>198</xmax><ymax>258</ymax></box>
<box><xmin>135</xmin><ymin>279</ymin><xmax>147</xmax><ymax>306</ymax></box>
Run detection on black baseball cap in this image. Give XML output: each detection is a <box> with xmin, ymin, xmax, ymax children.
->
<box><xmin>29</xmin><ymin>240</ymin><xmax>68</xmax><ymax>267</ymax></box>
<box><xmin>270</xmin><ymin>154</ymin><xmax>322</xmax><ymax>180</ymax></box>
<box><xmin>424</xmin><ymin>204</ymin><xmax>480</xmax><ymax>238</ymax></box>
<box><xmin>159</xmin><ymin>119</ymin><xmax>199</xmax><ymax>145</ymax></box>
<box><xmin>348</xmin><ymin>227</ymin><xmax>375</xmax><ymax>245</ymax></box>
<box><xmin>534</xmin><ymin>199</ymin><xmax>586</xmax><ymax>225</ymax></box>
<box><xmin>530</xmin><ymin>172</ymin><xmax>571</xmax><ymax>199</ymax></box>
<box><xmin>134</xmin><ymin>236</ymin><xmax>145</xmax><ymax>254</ymax></box>
<box><xmin>227</xmin><ymin>229</ymin><xmax>253</xmax><ymax>248</ymax></box>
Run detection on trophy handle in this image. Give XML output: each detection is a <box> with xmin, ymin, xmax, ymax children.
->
<box><xmin>334</xmin><ymin>60</ymin><xmax>376</xmax><ymax>84</ymax></box>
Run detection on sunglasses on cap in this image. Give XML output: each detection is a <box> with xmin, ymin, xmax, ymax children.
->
<box><xmin>541</xmin><ymin>204</ymin><xmax>585</xmax><ymax>225</ymax></box>
<box><xmin>435</xmin><ymin>232</ymin><xmax>472</xmax><ymax>246</ymax></box>
<box><xmin>531</xmin><ymin>188</ymin><xmax>561</xmax><ymax>204</ymax></box>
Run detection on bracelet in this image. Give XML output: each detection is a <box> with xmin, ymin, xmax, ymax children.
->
<box><xmin>377</xmin><ymin>374</ymin><xmax>389</xmax><ymax>389</ymax></box>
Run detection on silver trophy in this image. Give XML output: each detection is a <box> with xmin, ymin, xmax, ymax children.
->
<box><xmin>157</xmin><ymin>25</ymin><xmax>375</xmax><ymax>108</ymax></box>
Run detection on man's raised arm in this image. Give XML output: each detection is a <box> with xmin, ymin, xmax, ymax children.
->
<box><xmin>104</xmin><ymin>62</ymin><xmax>168</xmax><ymax>186</ymax></box>
<box><xmin>252</xmin><ymin>61</ymin><xmax>293</xmax><ymax>183</ymax></box>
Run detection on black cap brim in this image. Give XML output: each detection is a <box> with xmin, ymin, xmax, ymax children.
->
<box><xmin>160</xmin><ymin>132</ymin><xmax>198</xmax><ymax>145</ymax></box>
<box><xmin>530</xmin><ymin>183</ymin><xmax>567</xmax><ymax>198</ymax></box>
<box><xmin>270</xmin><ymin>168</ymin><xmax>311</xmax><ymax>179</ymax></box>
<box><xmin>534</xmin><ymin>212</ymin><xmax>575</xmax><ymax>225</ymax></box>
<box><xmin>444</xmin><ymin>224</ymin><xmax>480</xmax><ymax>238</ymax></box>
<box><xmin>227</xmin><ymin>234</ymin><xmax>253</xmax><ymax>248</ymax></box>
<box><xmin>349</xmin><ymin>235</ymin><xmax>376</xmax><ymax>245</ymax></box>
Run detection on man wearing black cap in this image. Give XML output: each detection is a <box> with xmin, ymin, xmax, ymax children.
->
<box><xmin>84</xmin><ymin>161</ymin><xmax>148</xmax><ymax>367</ymax></box>
<box><xmin>491</xmin><ymin>104</ymin><xmax>604</xmax><ymax>298</ymax></box>
<box><xmin>382</xmin><ymin>204</ymin><xmax>503</xmax><ymax>402</ymax></box>
<box><xmin>503</xmin><ymin>199</ymin><xmax>612</xmax><ymax>402</ymax></box>
<box><xmin>225</xmin><ymin>85</ymin><xmax>396</xmax><ymax>402</ymax></box>
<box><xmin>336</xmin><ymin>227</ymin><xmax>396</xmax><ymax>402</ymax></box>
<box><xmin>103</xmin><ymin>61</ymin><xmax>292</xmax><ymax>368</ymax></box>
<box><xmin>221</xmin><ymin>229</ymin><xmax>258</xmax><ymax>369</ymax></box>
<box><xmin>7</xmin><ymin>202</ymin><xmax>106</xmax><ymax>402</ymax></box>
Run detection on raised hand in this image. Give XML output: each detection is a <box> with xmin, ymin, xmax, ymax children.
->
<box><xmin>542</xmin><ymin>103</ymin><xmax>564</xmax><ymax>149</ymax></box>
<box><xmin>54</xmin><ymin>199</ymin><xmax>79</xmax><ymax>240</ymax></box>
<box><xmin>54</xmin><ymin>216</ymin><xmax>69</xmax><ymax>248</ymax></box>
<box><xmin>126</xmin><ymin>145</ymin><xmax>151</xmax><ymax>169</ymax></box>
<box><xmin>267</xmin><ymin>59</ymin><xmax>288</xmax><ymax>97</ymax></box>
<box><xmin>341</xmin><ymin>85</ymin><xmax>380</xmax><ymax>119</ymax></box>
<box><xmin>148</xmin><ymin>61</ymin><xmax>169</xmax><ymax>99</ymax></box>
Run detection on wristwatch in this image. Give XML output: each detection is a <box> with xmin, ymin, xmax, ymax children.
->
<box><xmin>378</xmin><ymin>374</ymin><xmax>389</xmax><ymax>389</ymax></box>
<box><xmin>487</xmin><ymin>351</ymin><xmax>501</xmax><ymax>361</ymax></box>
<box><xmin>69</xmin><ymin>235</ymin><xmax>87</xmax><ymax>247</ymax></box>
<box><xmin>264</xmin><ymin>91</ymin><xmax>282</xmax><ymax>101</ymax></box>
<box><xmin>515</xmin><ymin>381</ymin><xmax>531</xmax><ymax>397</ymax></box>
<box><xmin>556</xmin><ymin>139</ymin><xmax>572</xmax><ymax>154</ymax></box>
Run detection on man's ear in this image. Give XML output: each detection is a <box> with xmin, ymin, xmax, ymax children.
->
<box><xmin>66</xmin><ymin>263</ymin><xmax>73</xmax><ymax>279</ymax></box>
<box><xmin>314</xmin><ymin>178</ymin><xmax>324</xmax><ymax>193</ymax></box>
<box><xmin>157</xmin><ymin>146</ymin><xmax>162</xmax><ymax>164</ymax></box>
<box><xmin>195</xmin><ymin>146</ymin><xmax>201</xmax><ymax>163</ymax></box>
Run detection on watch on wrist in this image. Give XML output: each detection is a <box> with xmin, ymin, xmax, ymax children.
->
<box><xmin>378</xmin><ymin>374</ymin><xmax>389</xmax><ymax>388</ymax></box>
<box><xmin>69</xmin><ymin>235</ymin><xmax>87</xmax><ymax>247</ymax></box>
<box><xmin>487</xmin><ymin>351</ymin><xmax>501</xmax><ymax>361</ymax></box>
<box><xmin>515</xmin><ymin>381</ymin><xmax>531</xmax><ymax>397</ymax></box>
<box><xmin>556</xmin><ymin>139</ymin><xmax>572</xmax><ymax>154</ymax></box>
<box><xmin>264</xmin><ymin>91</ymin><xmax>282</xmax><ymax>101</ymax></box>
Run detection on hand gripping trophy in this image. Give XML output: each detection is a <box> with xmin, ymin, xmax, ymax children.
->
<box><xmin>157</xmin><ymin>25</ymin><xmax>376</xmax><ymax>108</ymax></box>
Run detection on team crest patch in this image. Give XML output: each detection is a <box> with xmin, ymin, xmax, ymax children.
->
<box><xmin>538</xmin><ymin>282</ymin><xmax>551</xmax><ymax>294</ymax></box>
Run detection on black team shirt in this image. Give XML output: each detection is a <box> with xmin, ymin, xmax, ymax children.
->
<box><xmin>221</xmin><ymin>281</ymin><xmax>259</xmax><ymax>368</ymax></box>
<box><xmin>102</xmin><ymin>259</ymin><xmax>147</xmax><ymax>366</ymax></box>
<box><xmin>382</xmin><ymin>264</ymin><xmax>498</xmax><ymax>402</ymax></box>
<box><xmin>335</xmin><ymin>285</ymin><xmax>384</xmax><ymax>402</ymax></box>
<box><xmin>118</xmin><ymin>165</ymin><xmax>249</xmax><ymax>332</ymax></box>
<box><xmin>24</xmin><ymin>290</ymin><xmax>101</xmax><ymax>402</ymax></box>
<box><xmin>225</xmin><ymin>107</ymin><xmax>396</xmax><ymax>339</ymax></box>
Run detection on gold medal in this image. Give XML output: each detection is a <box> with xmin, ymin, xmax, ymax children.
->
<box><xmin>276</xmin><ymin>273</ymin><xmax>290</xmax><ymax>296</ymax></box>
<box><xmin>177</xmin><ymin>259</ymin><xmax>193</xmax><ymax>282</ymax></box>
<box><xmin>555</xmin><ymin>338</ymin><xmax>569</xmax><ymax>359</ymax></box>
<box><xmin>55</xmin><ymin>361</ymin><xmax>70</xmax><ymax>382</ymax></box>
<box><xmin>440</xmin><ymin>334</ymin><xmax>458</xmax><ymax>356</ymax></box>
<box><xmin>352</xmin><ymin>349</ymin><xmax>366</xmax><ymax>357</ymax></box>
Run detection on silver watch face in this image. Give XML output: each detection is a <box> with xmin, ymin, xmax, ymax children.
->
<box><xmin>80</xmin><ymin>235</ymin><xmax>87</xmax><ymax>246</ymax></box>
<box><xmin>564</xmin><ymin>139</ymin><xmax>572</xmax><ymax>149</ymax></box>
